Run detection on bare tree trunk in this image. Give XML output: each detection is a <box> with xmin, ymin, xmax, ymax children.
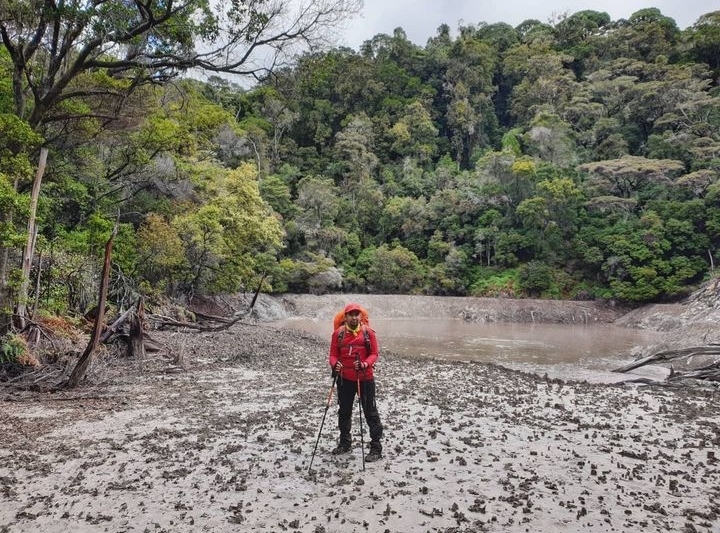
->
<box><xmin>0</xmin><ymin>204</ymin><xmax>16</xmax><ymax>334</ymax></box>
<box><xmin>16</xmin><ymin>147</ymin><xmax>48</xmax><ymax>329</ymax></box>
<box><xmin>32</xmin><ymin>249</ymin><xmax>43</xmax><ymax>318</ymax></box>
<box><xmin>129</xmin><ymin>296</ymin><xmax>146</xmax><ymax>359</ymax></box>
<box><xmin>63</xmin><ymin>227</ymin><xmax>115</xmax><ymax>389</ymax></box>
<box><xmin>0</xmin><ymin>283</ymin><xmax>11</xmax><ymax>334</ymax></box>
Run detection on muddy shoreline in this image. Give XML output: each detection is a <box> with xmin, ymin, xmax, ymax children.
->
<box><xmin>2</xmin><ymin>310</ymin><xmax>719</xmax><ymax>532</ymax></box>
<box><xmin>253</xmin><ymin>293</ymin><xmax>634</xmax><ymax>324</ymax></box>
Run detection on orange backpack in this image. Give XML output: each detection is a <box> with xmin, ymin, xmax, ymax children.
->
<box><xmin>333</xmin><ymin>305</ymin><xmax>369</xmax><ymax>330</ymax></box>
<box><xmin>333</xmin><ymin>305</ymin><xmax>371</xmax><ymax>353</ymax></box>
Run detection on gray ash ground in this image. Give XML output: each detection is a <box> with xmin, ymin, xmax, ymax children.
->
<box><xmin>1</xmin><ymin>321</ymin><xmax>719</xmax><ymax>533</ymax></box>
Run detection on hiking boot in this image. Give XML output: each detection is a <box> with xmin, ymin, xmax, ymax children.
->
<box><xmin>331</xmin><ymin>444</ymin><xmax>351</xmax><ymax>455</ymax></box>
<box><xmin>365</xmin><ymin>448</ymin><xmax>382</xmax><ymax>462</ymax></box>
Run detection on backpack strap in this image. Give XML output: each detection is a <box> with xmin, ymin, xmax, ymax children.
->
<box><xmin>362</xmin><ymin>326</ymin><xmax>371</xmax><ymax>354</ymax></box>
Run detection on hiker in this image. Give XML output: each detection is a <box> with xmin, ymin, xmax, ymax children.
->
<box><xmin>328</xmin><ymin>302</ymin><xmax>384</xmax><ymax>461</ymax></box>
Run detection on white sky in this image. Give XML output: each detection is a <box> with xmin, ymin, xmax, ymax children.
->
<box><xmin>339</xmin><ymin>0</ymin><xmax>717</xmax><ymax>49</ymax></box>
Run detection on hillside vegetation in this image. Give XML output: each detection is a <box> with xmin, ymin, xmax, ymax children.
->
<box><xmin>2</xmin><ymin>6</ymin><xmax>720</xmax><ymax>342</ymax></box>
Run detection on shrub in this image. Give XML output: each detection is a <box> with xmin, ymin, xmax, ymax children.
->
<box><xmin>0</xmin><ymin>334</ymin><xmax>38</xmax><ymax>367</ymax></box>
<box><xmin>469</xmin><ymin>268</ymin><xmax>519</xmax><ymax>298</ymax></box>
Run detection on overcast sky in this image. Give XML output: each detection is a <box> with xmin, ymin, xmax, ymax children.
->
<box><xmin>338</xmin><ymin>0</ymin><xmax>717</xmax><ymax>50</ymax></box>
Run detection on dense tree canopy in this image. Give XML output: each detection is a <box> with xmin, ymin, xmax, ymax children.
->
<box><xmin>2</xmin><ymin>6</ymin><xmax>720</xmax><ymax>340</ymax></box>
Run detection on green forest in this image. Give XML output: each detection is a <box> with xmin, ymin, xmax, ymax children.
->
<box><xmin>2</xmin><ymin>2</ymin><xmax>720</xmax><ymax>337</ymax></box>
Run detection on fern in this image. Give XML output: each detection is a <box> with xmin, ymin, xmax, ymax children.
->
<box><xmin>0</xmin><ymin>335</ymin><xmax>25</xmax><ymax>365</ymax></box>
<box><xmin>1</xmin><ymin>342</ymin><xmax>16</xmax><ymax>364</ymax></box>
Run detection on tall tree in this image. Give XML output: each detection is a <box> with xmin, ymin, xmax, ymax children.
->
<box><xmin>388</xmin><ymin>101</ymin><xmax>439</xmax><ymax>163</ymax></box>
<box><xmin>1</xmin><ymin>0</ymin><xmax>361</xmax><ymax>132</ymax></box>
<box><xmin>579</xmin><ymin>155</ymin><xmax>685</xmax><ymax>200</ymax></box>
<box><xmin>599</xmin><ymin>8</ymin><xmax>680</xmax><ymax>63</ymax></box>
<box><xmin>0</xmin><ymin>0</ymin><xmax>360</xmax><ymax>330</ymax></box>
<box><xmin>442</xmin><ymin>30</ymin><xmax>497</xmax><ymax>167</ymax></box>
<box><xmin>689</xmin><ymin>11</ymin><xmax>720</xmax><ymax>72</ymax></box>
<box><xmin>171</xmin><ymin>162</ymin><xmax>283</xmax><ymax>294</ymax></box>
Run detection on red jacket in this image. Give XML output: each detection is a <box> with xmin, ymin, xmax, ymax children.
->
<box><xmin>328</xmin><ymin>325</ymin><xmax>379</xmax><ymax>381</ymax></box>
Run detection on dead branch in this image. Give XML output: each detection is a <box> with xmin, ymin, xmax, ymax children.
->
<box><xmin>667</xmin><ymin>361</ymin><xmax>720</xmax><ymax>382</ymax></box>
<box><xmin>99</xmin><ymin>305</ymin><xmax>135</xmax><ymax>344</ymax></box>
<box><xmin>147</xmin><ymin>274</ymin><xmax>267</xmax><ymax>333</ymax></box>
<box><xmin>147</xmin><ymin>311</ymin><xmax>250</xmax><ymax>332</ymax></box>
<box><xmin>18</xmin><ymin>316</ymin><xmax>58</xmax><ymax>349</ymax></box>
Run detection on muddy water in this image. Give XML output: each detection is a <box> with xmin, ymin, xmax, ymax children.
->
<box><xmin>274</xmin><ymin>317</ymin><xmax>661</xmax><ymax>384</ymax></box>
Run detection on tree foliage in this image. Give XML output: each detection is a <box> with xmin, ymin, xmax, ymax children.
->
<box><xmin>3</xmin><ymin>5</ymin><xmax>720</xmax><ymax>320</ymax></box>
<box><xmin>0</xmin><ymin>0</ymin><xmax>361</xmax><ymax>327</ymax></box>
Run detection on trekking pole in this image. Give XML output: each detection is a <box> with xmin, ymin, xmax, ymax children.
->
<box><xmin>356</xmin><ymin>353</ymin><xmax>366</xmax><ymax>471</ymax></box>
<box><xmin>308</xmin><ymin>373</ymin><xmax>338</xmax><ymax>473</ymax></box>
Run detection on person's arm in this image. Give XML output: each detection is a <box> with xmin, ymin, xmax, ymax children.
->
<box><xmin>329</xmin><ymin>329</ymin><xmax>341</xmax><ymax>371</ymax></box>
<box><xmin>364</xmin><ymin>329</ymin><xmax>379</xmax><ymax>368</ymax></box>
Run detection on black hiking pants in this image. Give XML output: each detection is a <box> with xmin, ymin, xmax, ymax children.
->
<box><xmin>336</xmin><ymin>376</ymin><xmax>383</xmax><ymax>451</ymax></box>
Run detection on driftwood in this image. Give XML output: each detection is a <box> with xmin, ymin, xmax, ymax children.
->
<box><xmin>189</xmin><ymin>310</ymin><xmax>235</xmax><ymax>323</ymax></box>
<box><xmin>613</xmin><ymin>345</ymin><xmax>720</xmax><ymax>383</ymax></box>
<box><xmin>96</xmin><ymin>299</ymin><xmax>163</xmax><ymax>356</ymax></box>
<box><xmin>613</xmin><ymin>345</ymin><xmax>720</xmax><ymax>373</ymax></box>
<box><xmin>55</xmin><ymin>275</ymin><xmax>265</xmax><ymax>387</ymax></box>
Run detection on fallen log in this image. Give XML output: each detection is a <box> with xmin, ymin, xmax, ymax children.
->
<box><xmin>612</xmin><ymin>345</ymin><xmax>720</xmax><ymax>373</ymax></box>
<box><xmin>147</xmin><ymin>310</ymin><xmax>252</xmax><ymax>332</ymax></box>
<box><xmin>146</xmin><ymin>315</ymin><xmax>209</xmax><ymax>331</ymax></box>
<box><xmin>147</xmin><ymin>275</ymin><xmax>266</xmax><ymax>333</ymax></box>
<box><xmin>190</xmin><ymin>310</ymin><xmax>234</xmax><ymax>324</ymax></box>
